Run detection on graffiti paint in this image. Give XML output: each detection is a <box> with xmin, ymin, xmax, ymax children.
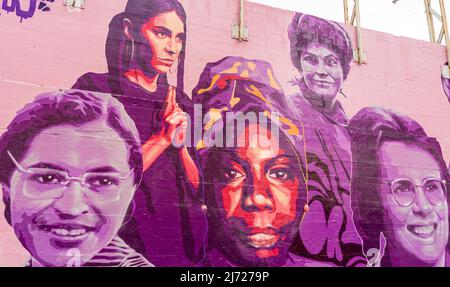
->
<box><xmin>1</xmin><ymin>0</ymin><xmax>53</xmax><ymax>22</ymax></box>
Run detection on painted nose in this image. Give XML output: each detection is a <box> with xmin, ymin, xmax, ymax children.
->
<box><xmin>52</xmin><ymin>182</ymin><xmax>89</xmax><ymax>219</ymax></box>
<box><xmin>165</xmin><ymin>38</ymin><xmax>177</xmax><ymax>55</ymax></box>
<box><xmin>316</xmin><ymin>61</ymin><xmax>327</xmax><ymax>76</ymax></box>
<box><xmin>243</xmin><ymin>176</ymin><xmax>274</xmax><ymax>212</ymax></box>
<box><xmin>412</xmin><ymin>187</ymin><xmax>433</xmax><ymax>217</ymax></box>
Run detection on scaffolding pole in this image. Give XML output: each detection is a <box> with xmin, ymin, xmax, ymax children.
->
<box><xmin>424</xmin><ymin>0</ymin><xmax>450</xmax><ymax>77</ymax></box>
<box><xmin>343</xmin><ymin>0</ymin><xmax>366</xmax><ymax>64</ymax></box>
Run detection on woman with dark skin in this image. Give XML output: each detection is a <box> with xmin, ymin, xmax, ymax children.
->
<box><xmin>73</xmin><ymin>0</ymin><xmax>204</xmax><ymax>266</ymax></box>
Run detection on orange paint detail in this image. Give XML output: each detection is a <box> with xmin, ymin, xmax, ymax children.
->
<box><xmin>245</xmin><ymin>85</ymin><xmax>272</xmax><ymax>106</ymax></box>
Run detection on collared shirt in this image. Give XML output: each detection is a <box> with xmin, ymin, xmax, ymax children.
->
<box><xmin>26</xmin><ymin>236</ymin><xmax>153</xmax><ymax>267</ymax></box>
<box><xmin>288</xmin><ymin>93</ymin><xmax>366</xmax><ymax>267</ymax></box>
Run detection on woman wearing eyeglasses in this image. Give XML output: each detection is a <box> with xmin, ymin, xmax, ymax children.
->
<box><xmin>349</xmin><ymin>107</ymin><xmax>450</xmax><ymax>267</ymax></box>
<box><xmin>0</xmin><ymin>90</ymin><xmax>152</xmax><ymax>267</ymax></box>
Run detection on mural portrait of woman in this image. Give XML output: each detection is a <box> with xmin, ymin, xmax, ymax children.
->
<box><xmin>192</xmin><ymin>56</ymin><xmax>336</xmax><ymax>266</ymax></box>
<box><xmin>349</xmin><ymin>107</ymin><xmax>450</xmax><ymax>267</ymax></box>
<box><xmin>287</xmin><ymin>13</ymin><xmax>366</xmax><ymax>266</ymax></box>
<box><xmin>0</xmin><ymin>90</ymin><xmax>152</xmax><ymax>267</ymax></box>
<box><xmin>72</xmin><ymin>0</ymin><xmax>204</xmax><ymax>267</ymax></box>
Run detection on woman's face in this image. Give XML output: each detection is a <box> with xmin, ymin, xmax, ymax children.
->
<box><xmin>141</xmin><ymin>10</ymin><xmax>185</xmax><ymax>74</ymax></box>
<box><xmin>211</xmin><ymin>124</ymin><xmax>301</xmax><ymax>266</ymax></box>
<box><xmin>299</xmin><ymin>42</ymin><xmax>344</xmax><ymax>101</ymax></box>
<box><xmin>6</xmin><ymin>120</ymin><xmax>136</xmax><ymax>266</ymax></box>
<box><xmin>378</xmin><ymin>141</ymin><xmax>449</xmax><ymax>265</ymax></box>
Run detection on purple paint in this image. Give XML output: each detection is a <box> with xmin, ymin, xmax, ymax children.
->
<box><xmin>0</xmin><ymin>90</ymin><xmax>150</xmax><ymax>267</ymax></box>
<box><xmin>349</xmin><ymin>107</ymin><xmax>450</xmax><ymax>267</ymax></box>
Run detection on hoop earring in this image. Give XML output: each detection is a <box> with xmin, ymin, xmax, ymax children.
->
<box><xmin>126</xmin><ymin>38</ymin><xmax>135</xmax><ymax>66</ymax></box>
<box><xmin>123</xmin><ymin>199</ymin><xmax>136</xmax><ymax>226</ymax></box>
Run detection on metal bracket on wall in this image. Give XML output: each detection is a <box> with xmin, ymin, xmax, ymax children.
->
<box><xmin>232</xmin><ymin>0</ymin><xmax>249</xmax><ymax>41</ymax></box>
<box><xmin>64</xmin><ymin>0</ymin><xmax>86</xmax><ymax>9</ymax></box>
<box><xmin>423</xmin><ymin>0</ymin><xmax>450</xmax><ymax>78</ymax></box>
<box><xmin>344</xmin><ymin>0</ymin><xmax>367</xmax><ymax>64</ymax></box>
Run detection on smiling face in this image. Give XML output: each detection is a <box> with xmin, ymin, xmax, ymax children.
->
<box><xmin>5</xmin><ymin>120</ymin><xmax>136</xmax><ymax>267</ymax></box>
<box><xmin>209</xmin><ymin>124</ymin><xmax>301</xmax><ymax>266</ymax></box>
<box><xmin>300</xmin><ymin>42</ymin><xmax>344</xmax><ymax>101</ymax></box>
<box><xmin>140</xmin><ymin>10</ymin><xmax>185</xmax><ymax>74</ymax></box>
<box><xmin>378</xmin><ymin>141</ymin><xmax>449</xmax><ymax>265</ymax></box>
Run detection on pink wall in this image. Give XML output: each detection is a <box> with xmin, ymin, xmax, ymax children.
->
<box><xmin>0</xmin><ymin>0</ymin><xmax>449</xmax><ymax>266</ymax></box>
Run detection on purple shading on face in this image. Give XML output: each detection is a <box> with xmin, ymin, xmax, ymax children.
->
<box><xmin>349</xmin><ymin>107</ymin><xmax>450</xmax><ymax>267</ymax></box>
<box><xmin>288</xmin><ymin>13</ymin><xmax>353</xmax><ymax>104</ymax></box>
<box><xmin>193</xmin><ymin>57</ymin><xmax>308</xmax><ymax>267</ymax></box>
<box><xmin>0</xmin><ymin>90</ymin><xmax>142</xmax><ymax>267</ymax></box>
<box><xmin>106</xmin><ymin>0</ymin><xmax>187</xmax><ymax>90</ymax></box>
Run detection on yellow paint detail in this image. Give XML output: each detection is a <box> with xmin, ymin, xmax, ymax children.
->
<box><xmin>204</xmin><ymin>107</ymin><xmax>228</xmax><ymax>131</ymax></box>
<box><xmin>196</xmin><ymin>140</ymin><xmax>206</xmax><ymax>150</ymax></box>
<box><xmin>220</xmin><ymin>61</ymin><xmax>242</xmax><ymax>74</ymax></box>
<box><xmin>267</xmin><ymin>68</ymin><xmax>282</xmax><ymax>91</ymax></box>
<box><xmin>197</xmin><ymin>74</ymin><xmax>221</xmax><ymax>95</ymax></box>
<box><xmin>240</xmin><ymin>69</ymin><xmax>250</xmax><ymax>78</ymax></box>
<box><xmin>247</xmin><ymin>62</ymin><xmax>256</xmax><ymax>71</ymax></box>
<box><xmin>229</xmin><ymin>80</ymin><xmax>241</xmax><ymax>108</ymax></box>
<box><xmin>263</xmin><ymin>111</ymin><xmax>299</xmax><ymax>136</ymax></box>
<box><xmin>245</xmin><ymin>85</ymin><xmax>272</xmax><ymax>107</ymax></box>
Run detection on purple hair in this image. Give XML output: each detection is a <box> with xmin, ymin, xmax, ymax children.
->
<box><xmin>288</xmin><ymin>13</ymin><xmax>353</xmax><ymax>81</ymax></box>
<box><xmin>105</xmin><ymin>0</ymin><xmax>187</xmax><ymax>92</ymax></box>
<box><xmin>0</xmin><ymin>89</ymin><xmax>142</xmax><ymax>224</ymax></box>
<box><xmin>348</xmin><ymin>107</ymin><xmax>450</xmax><ymax>256</ymax></box>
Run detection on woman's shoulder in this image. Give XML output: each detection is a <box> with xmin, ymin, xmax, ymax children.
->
<box><xmin>72</xmin><ymin>72</ymin><xmax>112</xmax><ymax>94</ymax></box>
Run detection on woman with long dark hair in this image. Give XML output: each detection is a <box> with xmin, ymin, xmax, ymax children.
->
<box><xmin>73</xmin><ymin>0</ymin><xmax>203</xmax><ymax>266</ymax></box>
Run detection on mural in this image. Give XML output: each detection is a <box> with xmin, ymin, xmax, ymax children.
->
<box><xmin>1</xmin><ymin>0</ymin><xmax>53</xmax><ymax>22</ymax></box>
<box><xmin>0</xmin><ymin>0</ymin><xmax>449</xmax><ymax>267</ymax></box>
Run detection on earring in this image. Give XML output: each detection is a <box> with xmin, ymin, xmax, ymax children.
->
<box><xmin>303</xmin><ymin>204</ymin><xmax>310</xmax><ymax>213</ymax></box>
<box><xmin>125</xmin><ymin>38</ymin><xmax>135</xmax><ymax>66</ymax></box>
<box><xmin>123</xmin><ymin>199</ymin><xmax>136</xmax><ymax>225</ymax></box>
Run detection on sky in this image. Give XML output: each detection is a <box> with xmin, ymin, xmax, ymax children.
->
<box><xmin>249</xmin><ymin>0</ymin><xmax>450</xmax><ymax>43</ymax></box>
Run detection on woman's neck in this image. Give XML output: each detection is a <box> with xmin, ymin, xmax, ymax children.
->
<box><xmin>300</xmin><ymin>86</ymin><xmax>337</xmax><ymax>116</ymax></box>
<box><xmin>381</xmin><ymin>242</ymin><xmax>446</xmax><ymax>267</ymax></box>
<box><xmin>124</xmin><ymin>69</ymin><xmax>159</xmax><ymax>93</ymax></box>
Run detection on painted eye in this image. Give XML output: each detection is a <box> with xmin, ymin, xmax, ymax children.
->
<box><xmin>303</xmin><ymin>55</ymin><xmax>318</xmax><ymax>65</ymax></box>
<box><xmin>155</xmin><ymin>30</ymin><xmax>168</xmax><ymax>39</ymax></box>
<box><xmin>224</xmin><ymin>169</ymin><xmax>244</xmax><ymax>180</ymax></box>
<box><xmin>87</xmin><ymin>176</ymin><xmax>120</xmax><ymax>189</ymax></box>
<box><xmin>325</xmin><ymin>57</ymin><xmax>339</xmax><ymax>66</ymax></box>
<box><xmin>392</xmin><ymin>180</ymin><xmax>414</xmax><ymax>194</ymax></box>
<box><xmin>269</xmin><ymin>169</ymin><xmax>291</xmax><ymax>181</ymax></box>
<box><xmin>31</xmin><ymin>173</ymin><xmax>65</xmax><ymax>185</ymax></box>
<box><xmin>176</xmin><ymin>35</ymin><xmax>185</xmax><ymax>44</ymax></box>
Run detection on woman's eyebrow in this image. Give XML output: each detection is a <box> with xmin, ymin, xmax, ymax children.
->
<box><xmin>28</xmin><ymin>162</ymin><xmax>66</xmax><ymax>171</ymax></box>
<box><xmin>87</xmin><ymin>166</ymin><xmax>120</xmax><ymax>173</ymax></box>
<box><xmin>267</xmin><ymin>155</ymin><xmax>295</xmax><ymax>166</ymax></box>
<box><xmin>153</xmin><ymin>26</ymin><xmax>172</xmax><ymax>35</ymax></box>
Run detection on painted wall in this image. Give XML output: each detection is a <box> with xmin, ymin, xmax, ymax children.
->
<box><xmin>0</xmin><ymin>0</ymin><xmax>449</xmax><ymax>267</ymax></box>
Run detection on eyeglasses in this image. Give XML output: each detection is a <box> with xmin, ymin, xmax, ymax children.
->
<box><xmin>388</xmin><ymin>177</ymin><xmax>447</xmax><ymax>207</ymax></box>
<box><xmin>8</xmin><ymin>151</ymin><xmax>134</xmax><ymax>202</ymax></box>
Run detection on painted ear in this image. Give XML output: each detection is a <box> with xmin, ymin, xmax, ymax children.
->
<box><xmin>122</xmin><ymin>18</ymin><xmax>134</xmax><ymax>40</ymax></box>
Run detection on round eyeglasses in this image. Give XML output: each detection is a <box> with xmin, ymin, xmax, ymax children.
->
<box><xmin>389</xmin><ymin>177</ymin><xmax>447</xmax><ymax>207</ymax></box>
<box><xmin>8</xmin><ymin>151</ymin><xmax>135</xmax><ymax>202</ymax></box>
